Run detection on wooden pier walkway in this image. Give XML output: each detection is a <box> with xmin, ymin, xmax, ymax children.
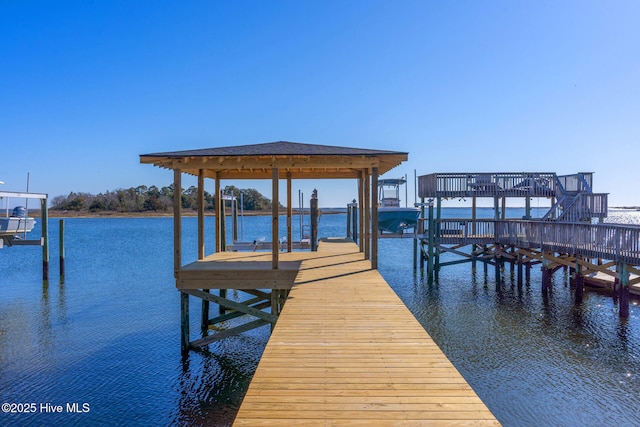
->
<box><xmin>233</xmin><ymin>240</ymin><xmax>499</xmax><ymax>426</ymax></box>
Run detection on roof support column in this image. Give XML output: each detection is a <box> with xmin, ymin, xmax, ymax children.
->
<box><xmin>371</xmin><ymin>166</ymin><xmax>379</xmax><ymax>269</ymax></box>
<box><xmin>364</xmin><ymin>168</ymin><xmax>370</xmax><ymax>261</ymax></box>
<box><xmin>287</xmin><ymin>172</ymin><xmax>292</xmax><ymax>252</ymax></box>
<box><xmin>215</xmin><ymin>173</ymin><xmax>221</xmax><ymax>253</ymax></box>
<box><xmin>198</xmin><ymin>170</ymin><xmax>210</xmax><ymax>331</ymax></box>
<box><xmin>272</xmin><ymin>167</ymin><xmax>279</xmax><ymax>270</ymax></box>
<box><xmin>175</xmin><ymin>169</ymin><xmax>190</xmax><ymax>354</ymax></box>
<box><xmin>173</xmin><ymin>169</ymin><xmax>182</xmax><ymax>272</ymax></box>
<box><xmin>197</xmin><ymin>169</ymin><xmax>205</xmax><ymax>260</ymax></box>
<box><xmin>358</xmin><ymin>171</ymin><xmax>364</xmax><ymax>253</ymax></box>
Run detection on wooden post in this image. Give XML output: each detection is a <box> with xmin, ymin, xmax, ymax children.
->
<box><xmin>364</xmin><ymin>169</ymin><xmax>370</xmax><ymax>261</ymax></box>
<box><xmin>41</xmin><ymin>198</ymin><xmax>49</xmax><ymax>281</ymax></box>
<box><xmin>517</xmin><ymin>253</ymin><xmax>523</xmax><ymax>288</ymax></box>
<box><xmin>59</xmin><ymin>219</ymin><xmax>65</xmax><ymax>283</ymax></box>
<box><xmin>525</xmin><ymin>196</ymin><xmax>531</xmax><ymax>220</ymax></box>
<box><xmin>198</xmin><ymin>171</ymin><xmax>209</xmax><ymax>331</ymax></box>
<box><xmin>351</xmin><ymin>199</ymin><xmax>358</xmax><ymax>243</ymax></box>
<box><xmin>220</xmin><ymin>196</ymin><xmax>227</xmax><ymax>251</ymax></box>
<box><xmin>346</xmin><ymin>203</ymin><xmax>352</xmax><ymax>239</ymax></box>
<box><xmin>270</xmin><ymin>290</ymin><xmax>279</xmax><ymax>331</ymax></box>
<box><xmin>435</xmin><ymin>197</ymin><xmax>441</xmax><ymax>277</ymax></box>
<box><xmin>471</xmin><ymin>244</ymin><xmax>477</xmax><ymax>273</ymax></box>
<box><xmin>542</xmin><ymin>254</ymin><xmax>552</xmax><ymax>296</ymax></box>
<box><xmin>574</xmin><ymin>260</ymin><xmax>584</xmax><ymax>304</ymax></box>
<box><xmin>232</xmin><ymin>198</ymin><xmax>238</xmax><ymax>243</ymax></box>
<box><xmin>617</xmin><ymin>262</ymin><xmax>630</xmax><ymax>318</ymax></box>
<box><xmin>218</xmin><ymin>188</ymin><xmax>231</xmax><ymax>318</ymax></box>
<box><xmin>310</xmin><ymin>189</ymin><xmax>318</xmax><ymax>251</ymax></box>
<box><xmin>174</xmin><ymin>170</ymin><xmax>189</xmax><ymax>354</ymax></box>
<box><xmin>287</xmin><ymin>172</ymin><xmax>292</xmax><ymax>252</ymax></box>
<box><xmin>272</xmin><ymin>167</ymin><xmax>279</xmax><ymax>269</ymax></box>
<box><xmin>427</xmin><ymin>199</ymin><xmax>434</xmax><ymax>284</ymax></box>
<box><xmin>371</xmin><ymin>167</ymin><xmax>379</xmax><ymax>269</ymax></box>
<box><xmin>197</xmin><ymin>170</ymin><xmax>205</xmax><ymax>259</ymax></box>
<box><xmin>173</xmin><ymin>170</ymin><xmax>182</xmax><ymax>273</ymax></box>
<box><xmin>472</xmin><ymin>196</ymin><xmax>477</xmax><ymax>235</ymax></box>
<box><xmin>358</xmin><ymin>172</ymin><xmax>364</xmax><ymax>253</ymax></box>
<box><xmin>215</xmin><ymin>174</ymin><xmax>221</xmax><ymax>253</ymax></box>
<box><xmin>419</xmin><ymin>197</ymin><xmax>425</xmax><ymax>273</ymax></box>
<box><xmin>181</xmin><ymin>291</ymin><xmax>190</xmax><ymax>355</ymax></box>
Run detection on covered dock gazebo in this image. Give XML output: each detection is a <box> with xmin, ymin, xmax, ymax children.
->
<box><xmin>140</xmin><ymin>141</ymin><xmax>407</xmax><ymax>352</ymax></box>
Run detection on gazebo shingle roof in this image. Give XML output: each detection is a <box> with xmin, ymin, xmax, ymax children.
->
<box><xmin>140</xmin><ymin>140</ymin><xmax>408</xmax><ymax>179</ymax></box>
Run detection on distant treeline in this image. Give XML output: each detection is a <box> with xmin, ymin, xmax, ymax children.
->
<box><xmin>50</xmin><ymin>185</ymin><xmax>278</xmax><ymax>213</ymax></box>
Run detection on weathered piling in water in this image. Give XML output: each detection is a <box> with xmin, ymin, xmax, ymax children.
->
<box><xmin>617</xmin><ymin>262</ymin><xmax>630</xmax><ymax>318</ymax></box>
<box><xmin>41</xmin><ymin>198</ymin><xmax>49</xmax><ymax>281</ymax></box>
<box><xmin>59</xmin><ymin>219</ymin><xmax>65</xmax><ymax>283</ymax></box>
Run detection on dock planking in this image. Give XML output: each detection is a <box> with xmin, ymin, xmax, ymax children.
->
<box><xmin>233</xmin><ymin>241</ymin><xmax>500</xmax><ymax>426</ymax></box>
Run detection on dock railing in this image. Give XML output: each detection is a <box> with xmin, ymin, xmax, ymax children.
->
<box><xmin>557</xmin><ymin>172</ymin><xmax>593</xmax><ymax>194</ymax></box>
<box><xmin>542</xmin><ymin>193</ymin><xmax>608</xmax><ymax>222</ymax></box>
<box><xmin>499</xmin><ymin>220</ymin><xmax>640</xmax><ymax>265</ymax></box>
<box><xmin>422</xmin><ymin>218</ymin><xmax>640</xmax><ymax>265</ymax></box>
<box><xmin>419</xmin><ymin>172</ymin><xmax>558</xmax><ymax>198</ymax></box>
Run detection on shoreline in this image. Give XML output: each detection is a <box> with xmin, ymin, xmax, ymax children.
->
<box><xmin>42</xmin><ymin>209</ymin><xmax>343</xmax><ymax>219</ymax></box>
<box><xmin>24</xmin><ymin>205</ymin><xmax>640</xmax><ymax>219</ymax></box>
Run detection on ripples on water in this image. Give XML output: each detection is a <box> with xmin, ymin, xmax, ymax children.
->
<box><xmin>0</xmin><ymin>212</ymin><xmax>639</xmax><ymax>426</ymax></box>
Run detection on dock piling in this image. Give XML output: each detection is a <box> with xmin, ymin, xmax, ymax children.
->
<box><xmin>59</xmin><ymin>219</ymin><xmax>65</xmax><ymax>283</ymax></box>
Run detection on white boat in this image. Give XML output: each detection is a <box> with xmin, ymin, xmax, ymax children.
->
<box><xmin>0</xmin><ymin>206</ymin><xmax>36</xmax><ymax>244</ymax></box>
<box><xmin>377</xmin><ymin>178</ymin><xmax>420</xmax><ymax>234</ymax></box>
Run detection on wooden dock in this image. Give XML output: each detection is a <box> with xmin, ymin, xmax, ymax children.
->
<box><xmin>233</xmin><ymin>240</ymin><xmax>499</xmax><ymax>426</ymax></box>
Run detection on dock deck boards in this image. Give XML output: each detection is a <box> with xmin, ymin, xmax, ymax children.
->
<box><xmin>233</xmin><ymin>241</ymin><xmax>500</xmax><ymax>426</ymax></box>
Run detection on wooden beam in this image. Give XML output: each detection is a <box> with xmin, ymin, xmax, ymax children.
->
<box><xmin>207</xmin><ymin>301</ymin><xmax>272</xmax><ymax>325</ymax></box>
<box><xmin>183</xmin><ymin>289</ymin><xmax>279</xmax><ymax>323</ymax></box>
<box><xmin>191</xmin><ymin>319</ymin><xmax>270</xmax><ymax>348</ymax></box>
<box><xmin>159</xmin><ymin>155</ymin><xmax>388</xmax><ymax>171</ymax></box>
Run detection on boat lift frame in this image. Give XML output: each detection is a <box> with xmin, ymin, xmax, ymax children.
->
<box><xmin>0</xmin><ymin>190</ymin><xmax>50</xmax><ymax>280</ymax></box>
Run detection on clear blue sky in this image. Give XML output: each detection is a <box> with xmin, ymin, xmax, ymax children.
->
<box><xmin>2</xmin><ymin>1</ymin><xmax>639</xmax><ymax>208</ymax></box>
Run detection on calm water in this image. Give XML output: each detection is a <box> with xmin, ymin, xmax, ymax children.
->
<box><xmin>1</xmin><ymin>209</ymin><xmax>639</xmax><ymax>426</ymax></box>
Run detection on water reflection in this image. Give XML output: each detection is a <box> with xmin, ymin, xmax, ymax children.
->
<box><xmin>1</xmin><ymin>214</ymin><xmax>639</xmax><ymax>427</ymax></box>
<box><xmin>380</xmin><ymin>235</ymin><xmax>640</xmax><ymax>426</ymax></box>
<box><xmin>173</xmin><ymin>340</ymin><xmax>263</xmax><ymax>427</ymax></box>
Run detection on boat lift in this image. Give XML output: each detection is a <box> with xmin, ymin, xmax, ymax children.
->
<box><xmin>0</xmin><ymin>190</ymin><xmax>47</xmax><ymax>248</ymax></box>
<box><xmin>0</xmin><ymin>190</ymin><xmax>50</xmax><ymax>280</ymax></box>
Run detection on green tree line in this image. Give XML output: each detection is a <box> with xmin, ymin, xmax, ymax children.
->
<box><xmin>50</xmin><ymin>185</ymin><xmax>278</xmax><ymax>213</ymax></box>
